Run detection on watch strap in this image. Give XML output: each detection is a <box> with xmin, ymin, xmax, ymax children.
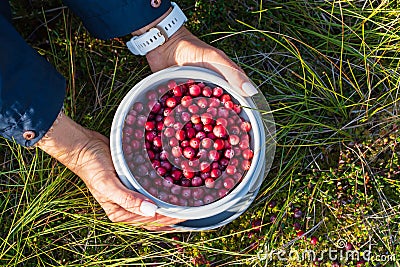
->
<box><xmin>127</xmin><ymin>2</ymin><xmax>187</xmax><ymax>56</ymax></box>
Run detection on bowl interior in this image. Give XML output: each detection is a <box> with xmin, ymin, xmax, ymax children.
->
<box><xmin>110</xmin><ymin>66</ymin><xmax>266</xmax><ymax>220</ymax></box>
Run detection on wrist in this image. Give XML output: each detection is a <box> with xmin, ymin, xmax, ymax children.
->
<box><xmin>131</xmin><ymin>7</ymin><xmax>173</xmax><ymax>36</ymax></box>
<box><xmin>126</xmin><ymin>2</ymin><xmax>187</xmax><ymax>56</ymax></box>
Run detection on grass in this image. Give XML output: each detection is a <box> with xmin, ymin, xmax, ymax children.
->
<box><xmin>1</xmin><ymin>0</ymin><xmax>400</xmax><ymax>266</ymax></box>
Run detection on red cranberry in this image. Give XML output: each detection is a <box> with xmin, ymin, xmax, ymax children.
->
<box><xmin>202</xmin><ymin>86</ymin><xmax>212</xmax><ymax>97</ymax></box>
<box><xmin>219</xmin><ymin>157</ymin><xmax>229</xmax><ymax>167</ymax></box>
<box><xmin>197</xmin><ymin>98</ymin><xmax>208</xmax><ymax>109</ymax></box>
<box><xmin>233</xmin><ymin>104</ymin><xmax>241</xmax><ymax>114</ymax></box>
<box><xmin>191</xmin><ymin>177</ymin><xmax>203</xmax><ymax>187</ymax></box>
<box><xmin>220</xmin><ymin>94</ymin><xmax>231</xmax><ymax>103</ymax></box>
<box><xmin>180</xmin><ymin>178</ymin><xmax>191</xmax><ymax>187</ymax></box>
<box><xmin>228</xmin><ymin>135</ymin><xmax>240</xmax><ymax>145</ymax></box>
<box><xmin>224</xmin><ymin>148</ymin><xmax>235</xmax><ymax>159</ymax></box>
<box><xmin>168</xmin><ymin>80</ymin><xmax>177</xmax><ymax>89</ymax></box>
<box><xmin>145</xmin><ymin>131</ymin><xmax>157</xmax><ymax>142</ymax></box>
<box><xmin>208</xmin><ymin>150</ymin><xmax>220</xmax><ymax>161</ymax></box>
<box><xmin>171</xmin><ymin>146</ymin><xmax>183</xmax><ymax>157</ymax></box>
<box><xmin>183</xmin><ymin>147</ymin><xmax>196</xmax><ymax>159</ymax></box>
<box><xmin>223</xmin><ymin>177</ymin><xmax>235</xmax><ymax>189</ymax></box>
<box><xmin>183</xmin><ymin>169</ymin><xmax>195</xmax><ymax>179</ymax></box>
<box><xmin>133</xmin><ymin>102</ymin><xmax>144</xmax><ymax>112</ymax></box>
<box><xmin>170</xmin><ymin>185</ymin><xmax>182</xmax><ymax>195</ymax></box>
<box><xmin>208</xmin><ymin>98</ymin><xmax>220</xmax><ymax>107</ymax></box>
<box><xmin>181</xmin><ymin>96</ymin><xmax>192</xmax><ymax>107</ymax></box>
<box><xmin>297</xmin><ymin>230</ymin><xmax>305</xmax><ymax>238</ymax></box>
<box><xmin>212</xmin><ymin>87</ymin><xmax>223</xmax><ymax>97</ymax></box>
<box><xmin>149</xmin><ymin>100</ymin><xmax>162</xmax><ymax>113</ymax></box>
<box><xmin>310</xmin><ymin>236</ymin><xmax>318</xmax><ymax>246</ymax></box>
<box><xmin>226</xmin><ymin>165</ymin><xmax>237</xmax><ymax>175</ymax></box>
<box><xmin>210</xmin><ymin>168</ymin><xmax>222</xmax><ymax>178</ymax></box>
<box><xmin>163</xmin><ymin>116</ymin><xmax>175</xmax><ymax>127</ymax></box>
<box><xmin>188</xmin><ymin>104</ymin><xmax>199</xmax><ymax>114</ymax></box>
<box><xmin>224</xmin><ymin>101</ymin><xmax>234</xmax><ymax>110</ymax></box>
<box><xmin>242</xmin><ymin>148</ymin><xmax>254</xmax><ymax>160</ymax></box>
<box><xmin>239</xmin><ymin>139</ymin><xmax>250</xmax><ymax>149</ymax></box>
<box><xmin>204</xmin><ymin>178</ymin><xmax>215</xmax><ymax>188</ymax></box>
<box><xmin>156</xmin><ymin>167</ymin><xmax>167</xmax><ymax>176</ymax></box>
<box><xmin>345</xmin><ymin>242</ymin><xmax>353</xmax><ymax>251</ymax></box>
<box><xmin>241</xmin><ymin>121</ymin><xmax>252</xmax><ymax>132</ymax></box>
<box><xmin>181</xmin><ymin>188</ymin><xmax>192</xmax><ymax>199</ymax></box>
<box><xmin>191</xmin><ymin>114</ymin><xmax>201</xmax><ymax>124</ymax></box>
<box><xmin>169</xmin><ymin>137</ymin><xmax>179</xmax><ymax>147</ymax></box>
<box><xmin>213</xmin><ymin>125</ymin><xmax>227</xmax><ymax>138</ymax></box>
<box><xmin>172</xmin><ymin>86</ymin><xmax>183</xmax><ymax>96</ymax></box>
<box><xmin>206</xmin><ymin>107</ymin><xmax>217</xmax><ymax>117</ymax></box>
<box><xmin>195</xmin><ymin>131</ymin><xmax>206</xmax><ymax>140</ymax></box>
<box><xmin>230</xmin><ymin>126</ymin><xmax>241</xmax><ymax>135</ymax></box>
<box><xmin>153</xmin><ymin>136</ymin><xmax>162</xmax><ymax>147</ymax></box>
<box><xmin>136</xmin><ymin>115</ymin><xmax>147</xmax><ymax>126</ymax></box>
<box><xmin>193</xmin><ymin>123</ymin><xmax>203</xmax><ymax>132</ymax></box>
<box><xmin>189</xmin><ymin>84</ymin><xmax>201</xmax><ymax>96</ymax></box>
<box><xmin>217</xmin><ymin>107</ymin><xmax>229</xmax><ymax>118</ymax></box>
<box><xmin>156</xmin><ymin>121</ymin><xmax>164</xmax><ymax>131</ymax></box>
<box><xmin>146</xmin><ymin>90</ymin><xmax>158</xmax><ymax>100</ymax></box>
<box><xmin>163</xmin><ymin>127</ymin><xmax>175</xmax><ymax>138</ymax></box>
<box><xmin>268</xmin><ymin>200</ymin><xmax>277</xmax><ymax>209</ymax></box>
<box><xmin>175</xmin><ymin>130</ymin><xmax>186</xmax><ymax>141</ymax></box>
<box><xmin>171</xmin><ymin>169</ymin><xmax>183</xmax><ymax>181</ymax></box>
<box><xmin>192</xmin><ymin>188</ymin><xmax>205</xmax><ymax>200</ymax></box>
<box><xmin>213</xmin><ymin>139</ymin><xmax>225</xmax><ymax>150</ymax></box>
<box><xmin>189</xmin><ymin>138</ymin><xmax>200</xmax><ymax>149</ymax></box>
<box><xmin>241</xmin><ymin>160</ymin><xmax>251</xmax><ymax>170</ymax></box>
<box><xmin>216</xmin><ymin>118</ymin><xmax>228</xmax><ymax>127</ymax></box>
<box><xmin>181</xmin><ymin>111</ymin><xmax>191</xmax><ymax>122</ymax></box>
<box><xmin>203</xmin><ymin>195</ymin><xmax>215</xmax><ymax>204</ymax></box>
<box><xmin>200</xmin><ymin>171</ymin><xmax>210</xmax><ymax>180</ymax></box>
<box><xmin>203</xmin><ymin>124</ymin><xmax>213</xmax><ymax>133</ymax></box>
<box><xmin>186</xmin><ymin>128</ymin><xmax>196</xmax><ymax>139</ymax></box>
<box><xmin>134</xmin><ymin>129</ymin><xmax>144</xmax><ymax>139</ymax></box>
<box><xmin>181</xmin><ymin>140</ymin><xmax>190</xmax><ymax>148</ymax></box>
<box><xmin>125</xmin><ymin>114</ymin><xmax>136</xmax><ymax>125</ymax></box>
<box><xmin>163</xmin><ymin>177</ymin><xmax>174</xmax><ymax>188</ymax></box>
<box><xmin>218</xmin><ymin>188</ymin><xmax>228</xmax><ymax>198</ymax></box>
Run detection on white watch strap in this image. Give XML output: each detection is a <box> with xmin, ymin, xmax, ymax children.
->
<box><xmin>127</xmin><ymin>2</ymin><xmax>187</xmax><ymax>56</ymax></box>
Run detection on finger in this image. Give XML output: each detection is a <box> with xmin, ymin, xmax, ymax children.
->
<box><xmin>201</xmin><ymin>50</ymin><xmax>259</xmax><ymax>97</ymax></box>
<box><xmin>105</xmin><ymin>202</ymin><xmax>184</xmax><ymax>228</ymax></box>
<box><xmin>106</xmin><ymin>183</ymin><xmax>158</xmax><ymax>217</ymax></box>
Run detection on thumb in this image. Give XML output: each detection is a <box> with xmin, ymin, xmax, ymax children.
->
<box><xmin>111</xmin><ymin>186</ymin><xmax>158</xmax><ymax>217</ymax></box>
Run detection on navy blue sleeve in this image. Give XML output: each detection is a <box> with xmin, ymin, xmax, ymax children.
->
<box><xmin>0</xmin><ymin>13</ymin><xmax>66</xmax><ymax>147</ymax></box>
<box><xmin>63</xmin><ymin>0</ymin><xmax>172</xmax><ymax>40</ymax></box>
<box><xmin>0</xmin><ymin>0</ymin><xmax>171</xmax><ymax>147</ymax></box>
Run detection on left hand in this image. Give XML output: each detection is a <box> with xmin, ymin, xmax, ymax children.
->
<box><xmin>146</xmin><ymin>27</ymin><xmax>258</xmax><ymax>96</ymax></box>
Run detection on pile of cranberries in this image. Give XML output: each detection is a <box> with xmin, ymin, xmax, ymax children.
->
<box><xmin>122</xmin><ymin>79</ymin><xmax>254</xmax><ymax>207</ymax></box>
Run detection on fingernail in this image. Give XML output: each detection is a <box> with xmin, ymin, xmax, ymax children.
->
<box><xmin>242</xmin><ymin>82</ymin><xmax>258</xmax><ymax>96</ymax></box>
<box><xmin>140</xmin><ymin>201</ymin><xmax>158</xmax><ymax>217</ymax></box>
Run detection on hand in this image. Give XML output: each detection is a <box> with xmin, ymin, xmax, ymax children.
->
<box><xmin>37</xmin><ymin>112</ymin><xmax>184</xmax><ymax>231</ymax></box>
<box><xmin>146</xmin><ymin>27</ymin><xmax>258</xmax><ymax>96</ymax></box>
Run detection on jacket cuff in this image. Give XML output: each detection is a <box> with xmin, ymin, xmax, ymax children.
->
<box><xmin>63</xmin><ymin>0</ymin><xmax>171</xmax><ymax>40</ymax></box>
<box><xmin>0</xmin><ymin>16</ymin><xmax>66</xmax><ymax>147</ymax></box>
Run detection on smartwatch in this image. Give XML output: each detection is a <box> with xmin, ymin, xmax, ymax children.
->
<box><xmin>127</xmin><ymin>2</ymin><xmax>188</xmax><ymax>56</ymax></box>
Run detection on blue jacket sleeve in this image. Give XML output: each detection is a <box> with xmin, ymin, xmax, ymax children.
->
<box><xmin>0</xmin><ymin>14</ymin><xmax>66</xmax><ymax>147</ymax></box>
<box><xmin>63</xmin><ymin>0</ymin><xmax>172</xmax><ymax>40</ymax></box>
<box><xmin>0</xmin><ymin>0</ymin><xmax>171</xmax><ymax>147</ymax></box>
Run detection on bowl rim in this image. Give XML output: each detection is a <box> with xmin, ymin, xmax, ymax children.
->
<box><xmin>110</xmin><ymin>66</ymin><xmax>266</xmax><ymax>220</ymax></box>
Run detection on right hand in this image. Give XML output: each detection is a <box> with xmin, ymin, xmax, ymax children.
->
<box><xmin>37</xmin><ymin>112</ymin><xmax>184</xmax><ymax>231</ymax></box>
